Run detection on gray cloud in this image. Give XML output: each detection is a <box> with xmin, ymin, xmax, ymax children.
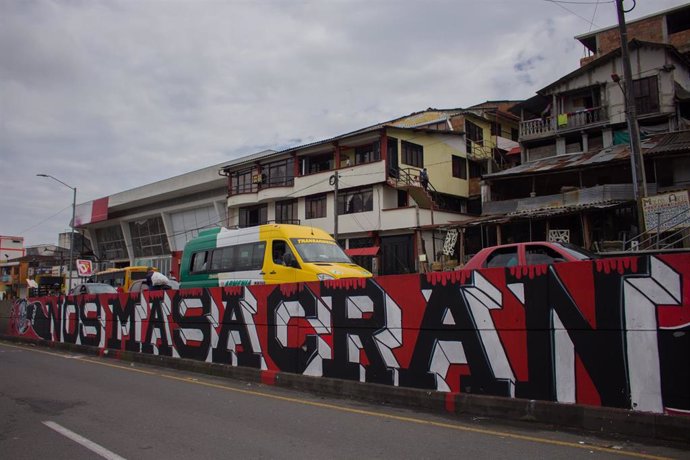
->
<box><xmin>1</xmin><ymin>0</ymin><xmax>685</xmax><ymax>245</ymax></box>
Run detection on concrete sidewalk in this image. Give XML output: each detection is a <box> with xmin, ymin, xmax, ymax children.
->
<box><xmin>1</xmin><ymin>333</ymin><xmax>688</xmax><ymax>446</ymax></box>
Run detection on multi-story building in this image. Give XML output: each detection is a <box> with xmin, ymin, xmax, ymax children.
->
<box><xmin>220</xmin><ymin>107</ymin><xmax>519</xmax><ymax>274</ymax></box>
<box><xmin>72</xmin><ymin>106</ymin><xmax>519</xmax><ymax>275</ymax></box>
<box><xmin>473</xmin><ymin>37</ymin><xmax>690</xmax><ymax>252</ymax></box>
<box><xmin>0</xmin><ymin>235</ymin><xmax>25</xmax><ymax>299</ymax></box>
<box><xmin>576</xmin><ymin>3</ymin><xmax>690</xmax><ymax>67</ymax></box>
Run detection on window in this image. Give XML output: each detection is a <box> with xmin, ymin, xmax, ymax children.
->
<box><xmin>491</xmin><ymin>122</ymin><xmax>501</xmax><ymax>136</ymax></box>
<box><xmin>264</xmin><ymin>158</ymin><xmax>294</xmax><ymax>187</ymax></box>
<box><xmin>239</xmin><ymin>204</ymin><xmax>267</xmax><ymax>228</ymax></box>
<box><xmin>306</xmin><ymin>194</ymin><xmax>327</xmax><ymax>219</ymax></box>
<box><xmin>96</xmin><ymin>225</ymin><xmax>128</xmax><ymax>260</ymax></box>
<box><xmin>401</xmin><ymin>141</ymin><xmax>423</xmax><ymax>167</ymax></box>
<box><xmin>525</xmin><ymin>245</ymin><xmax>567</xmax><ymax>265</ymax></box>
<box><xmin>355</xmin><ymin>142</ymin><xmax>381</xmax><ymax>165</ymax></box>
<box><xmin>129</xmin><ymin>217</ymin><xmax>171</xmax><ymax>258</ymax></box>
<box><xmin>632</xmin><ymin>76</ymin><xmax>659</xmax><ymax>115</ymax></box>
<box><xmin>469</xmin><ymin>161</ymin><xmax>482</xmax><ymax>178</ymax></box>
<box><xmin>338</xmin><ymin>187</ymin><xmax>373</xmax><ymax>214</ymax></box>
<box><xmin>485</xmin><ymin>247</ymin><xmax>518</xmax><ymax>268</ymax></box>
<box><xmin>301</xmin><ymin>153</ymin><xmax>333</xmax><ymax>175</ymax></box>
<box><xmin>275</xmin><ymin>199</ymin><xmax>298</xmax><ymax>224</ymax></box>
<box><xmin>511</xmin><ymin>128</ymin><xmax>519</xmax><ymax>141</ymax></box>
<box><xmin>209</xmin><ymin>242</ymin><xmax>265</xmax><ymax>272</ymax></box>
<box><xmin>230</xmin><ymin>168</ymin><xmax>255</xmax><ymax>194</ymax></box>
<box><xmin>465</xmin><ymin>120</ymin><xmax>483</xmax><ymax>144</ymax></box>
<box><xmin>452</xmin><ymin>155</ymin><xmax>467</xmax><ymax>179</ymax></box>
<box><xmin>191</xmin><ymin>251</ymin><xmax>209</xmax><ymax>273</ymax></box>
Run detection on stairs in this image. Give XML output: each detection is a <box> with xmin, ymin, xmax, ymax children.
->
<box><xmin>389</xmin><ymin>167</ymin><xmax>440</xmax><ymax>210</ymax></box>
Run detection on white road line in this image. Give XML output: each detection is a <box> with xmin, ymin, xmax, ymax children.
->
<box><xmin>42</xmin><ymin>421</ymin><xmax>126</xmax><ymax>460</ymax></box>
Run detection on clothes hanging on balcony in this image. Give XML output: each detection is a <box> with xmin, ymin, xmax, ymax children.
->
<box><xmin>557</xmin><ymin>113</ymin><xmax>568</xmax><ymax>127</ymax></box>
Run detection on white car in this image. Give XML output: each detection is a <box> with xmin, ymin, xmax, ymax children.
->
<box><xmin>129</xmin><ymin>279</ymin><xmax>180</xmax><ymax>293</ymax></box>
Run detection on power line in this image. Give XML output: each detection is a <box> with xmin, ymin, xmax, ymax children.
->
<box><xmin>543</xmin><ymin>0</ymin><xmax>602</xmax><ymax>27</ymax></box>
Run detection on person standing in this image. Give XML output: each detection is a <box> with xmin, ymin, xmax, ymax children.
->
<box><xmin>420</xmin><ymin>167</ymin><xmax>429</xmax><ymax>190</ymax></box>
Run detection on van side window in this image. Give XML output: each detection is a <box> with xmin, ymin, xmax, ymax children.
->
<box><xmin>191</xmin><ymin>251</ymin><xmax>209</xmax><ymax>273</ymax></box>
<box><xmin>209</xmin><ymin>242</ymin><xmax>265</xmax><ymax>272</ymax></box>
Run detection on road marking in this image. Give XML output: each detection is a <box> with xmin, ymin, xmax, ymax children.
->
<box><xmin>42</xmin><ymin>421</ymin><xmax>126</xmax><ymax>460</ymax></box>
<box><xmin>3</xmin><ymin>342</ymin><xmax>671</xmax><ymax>460</ymax></box>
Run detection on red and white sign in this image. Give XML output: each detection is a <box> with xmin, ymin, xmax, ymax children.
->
<box><xmin>76</xmin><ymin>259</ymin><xmax>94</xmax><ymax>277</ymax></box>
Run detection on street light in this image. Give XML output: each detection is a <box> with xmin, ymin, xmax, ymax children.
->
<box><xmin>37</xmin><ymin>174</ymin><xmax>76</xmax><ymax>293</ymax></box>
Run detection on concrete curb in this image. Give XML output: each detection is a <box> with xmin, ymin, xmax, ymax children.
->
<box><xmin>2</xmin><ymin>334</ymin><xmax>688</xmax><ymax>445</ymax></box>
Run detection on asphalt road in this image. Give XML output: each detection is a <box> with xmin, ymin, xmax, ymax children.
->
<box><xmin>0</xmin><ymin>341</ymin><xmax>687</xmax><ymax>460</ymax></box>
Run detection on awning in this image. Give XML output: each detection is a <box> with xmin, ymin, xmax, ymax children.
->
<box><xmin>345</xmin><ymin>246</ymin><xmax>379</xmax><ymax>256</ymax></box>
<box><xmin>507</xmin><ymin>146</ymin><xmax>521</xmax><ymax>156</ymax></box>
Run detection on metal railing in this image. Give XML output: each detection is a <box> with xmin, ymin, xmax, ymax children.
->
<box><xmin>520</xmin><ymin>106</ymin><xmax>607</xmax><ymax>139</ymax></box>
<box><xmin>393</xmin><ymin>167</ymin><xmax>446</xmax><ymax>209</ymax></box>
<box><xmin>624</xmin><ymin>208</ymin><xmax>690</xmax><ymax>251</ymax></box>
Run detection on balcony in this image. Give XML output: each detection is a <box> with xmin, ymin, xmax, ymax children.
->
<box><xmin>520</xmin><ymin>106</ymin><xmax>607</xmax><ymax>141</ymax></box>
<box><xmin>482</xmin><ymin>184</ymin><xmax>649</xmax><ymax>216</ymax></box>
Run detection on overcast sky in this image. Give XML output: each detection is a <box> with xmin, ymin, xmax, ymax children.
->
<box><xmin>1</xmin><ymin>0</ymin><xmax>686</xmax><ymax>248</ymax></box>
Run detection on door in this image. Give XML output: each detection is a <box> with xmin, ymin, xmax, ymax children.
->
<box><xmin>263</xmin><ymin>240</ymin><xmax>297</xmax><ymax>284</ymax></box>
<box><xmin>380</xmin><ymin>234</ymin><xmax>414</xmax><ymax>275</ymax></box>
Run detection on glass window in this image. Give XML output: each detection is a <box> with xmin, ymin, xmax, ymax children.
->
<box><xmin>209</xmin><ymin>242</ymin><xmax>265</xmax><ymax>272</ymax></box>
<box><xmin>355</xmin><ymin>142</ymin><xmax>381</xmax><ymax>165</ymax></box>
<box><xmin>95</xmin><ymin>225</ymin><xmax>128</xmax><ymax>260</ymax></box>
<box><xmin>264</xmin><ymin>158</ymin><xmax>294</xmax><ymax>187</ymax></box>
<box><xmin>452</xmin><ymin>155</ymin><xmax>467</xmax><ymax>179</ymax></box>
<box><xmin>338</xmin><ymin>187</ymin><xmax>373</xmax><ymax>214</ymax></box>
<box><xmin>306</xmin><ymin>194</ymin><xmax>327</xmax><ymax>219</ymax></box>
<box><xmin>129</xmin><ymin>217</ymin><xmax>170</xmax><ymax>258</ymax></box>
<box><xmin>291</xmin><ymin>238</ymin><xmax>351</xmax><ymax>263</ymax></box>
<box><xmin>485</xmin><ymin>247</ymin><xmax>518</xmax><ymax>268</ymax></box>
<box><xmin>230</xmin><ymin>168</ymin><xmax>256</xmax><ymax>194</ymax></box>
<box><xmin>275</xmin><ymin>199</ymin><xmax>298</xmax><ymax>224</ymax></box>
<box><xmin>525</xmin><ymin>245</ymin><xmax>566</xmax><ymax>265</ymax></box>
<box><xmin>239</xmin><ymin>204</ymin><xmax>267</xmax><ymax>228</ymax></box>
<box><xmin>191</xmin><ymin>251</ymin><xmax>209</xmax><ymax>273</ymax></box>
<box><xmin>466</xmin><ymin>120</ymin><xmax>484</xmax><ymax>144</ymax></box>
<box><xmin>301</xmin><ymin>153</ymin><xmax>333</xmax><ymax>175</ymax></box>
<box><xmin>401</xmin><ymin>141</ymin><xmax>423</xmax><ymax>167</ymax></box>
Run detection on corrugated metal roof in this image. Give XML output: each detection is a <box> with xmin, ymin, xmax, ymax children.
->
<box><xmin>485</xmin><ymin>131</ymin><xmax>690</xmax><ymax>179</ymax></box>
<box><xmin>645</xmin><ymin>130</ymin><xmax>690</xmax><ymax>155</ymax></box>
<box><xmin>485</xmin><ymin>144</ymin><xmax>632</xmax><ymax>178</ymax></box>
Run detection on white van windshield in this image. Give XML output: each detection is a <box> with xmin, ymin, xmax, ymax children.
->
<box><xmin>291</xmin><ymin>238</ymin><xmax>351</xmax><ymax>263</ymax></box>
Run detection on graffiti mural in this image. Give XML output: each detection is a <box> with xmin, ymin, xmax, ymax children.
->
<box><xmin>7</xmin><ymin>254</ymin><xmax>690</xmax><ymax>415</ymax></box>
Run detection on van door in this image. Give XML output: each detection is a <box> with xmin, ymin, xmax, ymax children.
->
<box><xmin>263</xmin><ymin>240</ymin><xmax>297</xmax><ymax>284</ymax></box>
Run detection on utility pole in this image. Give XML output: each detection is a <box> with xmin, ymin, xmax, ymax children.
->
<box><xmin>616</xmin><ymin>0</ymin><xmax>648</xmax><ymax>234</ymax></box>
<box><xmin>330</xmin><ymin>171</ymin><xmax>339</xmax><ymax>241</ymax></box>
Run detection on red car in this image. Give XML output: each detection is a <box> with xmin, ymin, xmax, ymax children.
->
<box><xmin>463</xmin><ymin>241</ymin><xmax>599</xmax><ymax>270</ymax></box>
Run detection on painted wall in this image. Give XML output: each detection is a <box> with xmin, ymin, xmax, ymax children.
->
<box><xmin>7</xmin><ymin>253</ymin><xmax>689</xmax><ymax>415</ymax></box>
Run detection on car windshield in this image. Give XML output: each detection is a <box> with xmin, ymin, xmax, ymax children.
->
<box><xmin>291</xmin><ymin>238</ymin><xmax>352</xmax><ymax>263</ymax></box>
<box><xmin>557</xmin><ymin>243</ymin><xmax>600</xmax><ymax>260</ymax></box>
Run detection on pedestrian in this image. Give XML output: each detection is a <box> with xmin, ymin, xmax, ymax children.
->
<box><xmin>420</xmin><ymin>167</ymin><xmax>429</xmax><ymax>190</ymax></box>
<box><xmin>144</xmin><ymin>267</ymin><xmax>155</xmax><ymax>289</ymax></box>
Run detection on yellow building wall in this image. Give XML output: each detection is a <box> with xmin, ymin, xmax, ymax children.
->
<box><xmin>389</xmin><ymin>129</ymin><xmax>470</xmax><ymax>198</ymax></box>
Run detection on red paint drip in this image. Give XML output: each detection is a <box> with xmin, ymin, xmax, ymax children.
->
<box><xmin>223</xmin><ymin>286</ymin><xmax>243</xmax><ymax>295</ymax></box>
<box><xmin>323</xmin><ymin>278</ymin><xmax>367</xmax><ymax>290</ymax></box>
<box><xmin>595</xmin><ymin>257</ymin><xmax>639</xmax><ymax>274</ymax></box>
<box><xmin>280</xmin><ymin>282</ymin><xmax>301</xmax><ymax>296</ymax></box>
<box><xmin>425</xmin><ymin>270</ymin><xmax>470</xmax><ymax>286</ymax></box>
<box><xmin>261</xmin><ymin>370</ymin><xmax>278</xmax><ymax>385</ymax></box>
<box><xmin>510</xmin><ymin>265</ymin><xmax>549</xmax><ymax>280</ymax></box>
